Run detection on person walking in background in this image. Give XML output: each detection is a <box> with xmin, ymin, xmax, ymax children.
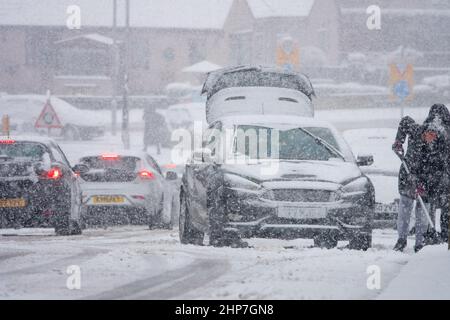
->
<box><xmin>143</xmin><ymin>107</ymin><xmax>169</xmax><ymax>155</ymax></box>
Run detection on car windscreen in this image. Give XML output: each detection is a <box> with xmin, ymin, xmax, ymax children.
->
<box><xmin>79</xmin><ymin>156</ymin><xmax>140</xmax><ymax>182</ymax></box>
<box><xmin>233</xmin><ymin>125</ymin><xmax>341</xmax><ymax>161</ymax></box>
<box><xmin>0</xmin><ymin>142</ymin><xmax>47</xmax><ymax>161</ymax></box>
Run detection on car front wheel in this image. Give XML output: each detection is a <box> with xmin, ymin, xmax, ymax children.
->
<box><xmin>313</xmin><ymin>232</ymin><xmax>338</xmax><ymax>249</ymax></box>
<box><xmin>348</xmin><ymin>231</ymin><xmax>372</xmax><ymax>251</ymax></box>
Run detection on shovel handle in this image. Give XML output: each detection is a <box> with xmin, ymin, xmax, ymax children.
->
<box><xmin>394</xmin><ymin>150</ymin><xmax>435</xmax><ymax>228</ymax></box>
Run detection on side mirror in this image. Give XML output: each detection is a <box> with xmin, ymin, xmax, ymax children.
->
<box><xmin>165</xmin><ymin>171</ymin><xmax>178</xmax><ymax>181</ymax></box>
<box><xmin>72</xmin><ymin>164</ymin><xmax>89</xmax><ymax>174</ymax></box>
<box><xmin>356</xmin><ymin>154</ymin><xmax>374</xmax><ymax>167</ymax></box>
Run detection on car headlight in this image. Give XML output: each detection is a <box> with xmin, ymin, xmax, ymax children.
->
<box><xmin>341</xmin><ymin>177</ymin><xmax>369</xmax><ymax>199</ymax></box>
<box><xmin>224</xmin><ymin>173</ymin><xmax>261</xmax><ymax>191</ymax></box>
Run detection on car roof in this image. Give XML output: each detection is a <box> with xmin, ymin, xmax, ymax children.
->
<box><xmin>202</xmin><ymin>65</ymin><xmax>315</xmax><ymax>100</ymax></box>
<box><xmin>78</xmin><ymin>150</ymin><xmax>155</xmax><ymax>161</ymax></box>
<box><xmin>0</xmin><ymin>135</ymin><xmax>58</xmax><ymax>146</ymax></box>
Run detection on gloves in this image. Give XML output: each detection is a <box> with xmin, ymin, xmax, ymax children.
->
<box><xmin>392</xmin><ymin>140</ymin><xmax>404</xmax><ymax>156</ymax></box>
<box><xmin>415</xmin><ymin>183</ymin><xmax>426</xmax><ymax>198</ymax></box>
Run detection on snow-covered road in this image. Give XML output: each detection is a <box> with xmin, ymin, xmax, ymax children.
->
<box><xmin>1</xmin><ymin>106</ymin><xmax>448</xmax><ymax>300</ymax></box>
<box><xmin>0</xmin><ymin>226</ymin><xmax>422</xmax><ymax>300</ymax></box>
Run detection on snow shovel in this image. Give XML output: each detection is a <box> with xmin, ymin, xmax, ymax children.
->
<box><xmin>396</xmin><ymin>154</ymin><xmax>440</xmax><ymax>241</ymax></box>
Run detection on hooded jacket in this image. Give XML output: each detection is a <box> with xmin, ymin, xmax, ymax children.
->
<box><xmin>394</xmin><ymin>115</ymin><xmax>448</xmax><ymax>200</ymax></box>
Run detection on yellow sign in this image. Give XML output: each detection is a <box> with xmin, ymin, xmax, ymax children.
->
<box><xmin>277</xmin><ymin>38</ymin><xmax>300</xmax><ymax>71</ymax></box>
<box><xmin>389</xmin><ymin>64</ymin><xmax>414</xmax><ymax>101</ymax></box>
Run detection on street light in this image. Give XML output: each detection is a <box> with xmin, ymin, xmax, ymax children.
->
<box><xmin>121</xmin><ymin>0</ymin><xmax>130</xmax><ymax>149</ymax></box>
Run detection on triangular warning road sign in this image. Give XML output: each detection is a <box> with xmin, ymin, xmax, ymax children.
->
<box><xmin>35</xmin><ymin>100</ymin><xmax>63</xmax><ymax>129</ymax></box>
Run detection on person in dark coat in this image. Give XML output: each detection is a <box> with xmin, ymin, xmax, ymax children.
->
<box><xmin>392</xmin><ymin>114</ymin><xmax>448</xmax><ymax>252</ymax></box>
<box><xmin>143</xmin><ymin>107</ymin><xmax>169</xmax><ymax>155</ymax></box>
<box><xmin>422</xmin><ymin>104</ymin><xmax>450</xmax><ymax>243</ymax></box>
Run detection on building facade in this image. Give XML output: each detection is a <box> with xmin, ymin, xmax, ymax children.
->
<box><xmin>0</xmin><ymin>0</ymin><xmax>340</xmax><ymax>97</ymax></box>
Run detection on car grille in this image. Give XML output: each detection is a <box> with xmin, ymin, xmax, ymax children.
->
<box><xmin>271</xmin><ymin>189</ymin><xmax>333</xmax><ymax>202</ymax></box>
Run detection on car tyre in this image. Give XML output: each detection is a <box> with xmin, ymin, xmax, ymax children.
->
<box><xmin>55</xmin><ymin>217</ymin><xmax>82</xmax><ymax>236</ymax></box>
<box><xmin>179</xmin><ymin>191</ymin><xmax>204</xmax><ymax>245</ymax></box>
<box><xmin>313</xmin><ymin>233</ymin><xmax>338</xmax><ymax>249</ymax></box>
<box><xmin>348</xmin><ymin>232</ymin><xmax>372</xmax><ymax>251</ymax></box>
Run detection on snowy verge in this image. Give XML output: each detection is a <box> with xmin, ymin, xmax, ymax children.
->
<box><xmin>378</xmin><ymin>245</ymin><xmax>450</xmax><ymax>300</ymax></box>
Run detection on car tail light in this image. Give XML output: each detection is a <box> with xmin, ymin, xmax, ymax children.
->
<box><xmin>42</xmin><ymin>167</ymin><xmax>62</xmax><ymax>180</ymax></box>
<box><xmin>164</xmin><ymin>163</ymin><xmax>177</xmax><ymax>169</ymax></box>
<box><xmin>101</xmin><ymin>154</ymin><xmax>119</xmax><ymax>160</ymax></box>
<box><xmin>0</xmin><ymin>139</ymin><xmax>15</xmax><ymax>144</ymax></box>
<box><xmin>138</xmin><ymin>170</ymin><xmax>155</xmax><ymax>180</ymax></box>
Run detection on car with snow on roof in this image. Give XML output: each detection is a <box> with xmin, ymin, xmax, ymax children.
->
<box><xmin>0</xmin><ymin>136</ymin><xmax>83</xmax><ymax>235</ymax></box>
<box><xmin>75</xmin><ymin>151</ymin><xmax>179</xmax><ymax>228</ymax></box>
<box><xmin>179</xmin><ymin>116</ymin><xmax>375</xmax><ymax>250</ymax></box>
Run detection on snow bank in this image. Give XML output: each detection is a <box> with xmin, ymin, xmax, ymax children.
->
<box><xmin>379</xmin><ymin>245</ymin><xmax>450</xmax><ymax>300</ymax></box>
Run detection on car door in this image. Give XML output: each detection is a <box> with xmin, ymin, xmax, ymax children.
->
<box><xmin>185</xmin><ymin>121</ymin><xmax>223</xmax><ymax>231</ymax></box>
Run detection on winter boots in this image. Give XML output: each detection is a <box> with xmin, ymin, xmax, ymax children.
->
<box><xmin>393</xmin><ymin>238</ymin><xmax>407</xmax><ymax>252</ymax></box>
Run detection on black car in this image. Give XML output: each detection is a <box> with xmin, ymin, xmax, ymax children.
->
<box><xmin>0</xmin><ymin>137</ymin><xmax>84</xmax><ymax>235</ymax></box>
<box><xmin>179</xmin><ymin>116</ymin><xmax>375</xmax><ymax>250</ymax></box>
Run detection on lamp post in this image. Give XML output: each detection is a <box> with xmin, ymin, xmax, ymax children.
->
<box><xmin>121</xmin><ymin>0</ymin><xmax>130</xmax><ymax>149</ymax></box>
<box><xmin>111</xmin><ymin>0</ymin><xmax>118</xmax><ymax>136</ymax></box>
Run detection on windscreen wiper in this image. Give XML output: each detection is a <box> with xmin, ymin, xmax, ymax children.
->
<box><xmin>297</xmin><ymin>128</ymin><xmax>346</xmax><ymax>161</ymax></box>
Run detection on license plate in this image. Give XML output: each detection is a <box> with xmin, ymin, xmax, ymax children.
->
<box><xmin>0</xmin><ymin>198</ymin><xmax>27</xmax><ymax>208</ymax></box>
<box><xmin>278</xmin><ymin>206</ymin><xmax>327</xmax><ymax>220</ymax></box>
<box><xmin>92</xmin><ymin>196</ymin><xmax>125</xmax><ymax>204</ymax></box>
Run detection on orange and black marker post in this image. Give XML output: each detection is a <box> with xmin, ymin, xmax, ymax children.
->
<box><xmin>2</xmin><ymin>115</ymin><xmax>10</xmax><ymax>138</ymax></box>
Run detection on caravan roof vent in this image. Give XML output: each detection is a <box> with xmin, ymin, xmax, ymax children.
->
<box><xmin>225</xmin><ymin>96</ymin><xmax>246</xmax><ymax>101</ymax></box>
<box><xmin>279</xmin><ymin>97</ymin><xmax>298</xmax><ymax>103</ymax></box>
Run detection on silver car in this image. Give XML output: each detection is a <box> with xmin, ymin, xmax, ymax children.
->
<box><xmin>74</xmin><ymin>152</ymin><xmax>178</xmax><ymax>228</ymax></box>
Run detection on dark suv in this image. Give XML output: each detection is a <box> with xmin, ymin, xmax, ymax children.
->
<box><xmin>0</xmin><ymin>137</ymin><xmax>83</xmax><ymax>235</ymax></box>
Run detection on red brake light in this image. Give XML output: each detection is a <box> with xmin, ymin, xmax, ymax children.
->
<box><xmin>45</xmin><ymin>167</ymin><xmax>62</xmax><ymax>180</ymax></box>
<box><xmin>101</xmin><ymin>154</ymin><xmax>119</xmax><ymax>160</ymax></box>
<box><xmin>139</xmin><ymin>170</ymin><xmax>155</xmax><ymax>180</ymax></box>
<box><xmin>0</xmin><ymin>139</ymin><xmax>15</xmax><ymax>144</ymax></box>
<box><xmin>164</xmin><ymin>163</ymin><xmax>177</xmax><ymax>169</ymax></box>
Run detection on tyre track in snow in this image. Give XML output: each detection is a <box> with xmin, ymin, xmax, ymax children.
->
<box><xmin>0</xmin><ymin>246</ymin><xmax>109</xmax><ymax>276</ymax></box>
<box><xmin>86</xmin><ymin>258</ymin><xmax>229</xmax><ymax>300</ymax></box>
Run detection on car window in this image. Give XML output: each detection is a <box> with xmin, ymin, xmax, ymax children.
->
<box><xmin>233</xmin><ymin>125</ymin><xmax>338</xmax><ymax>161</ymax></box>
<box><xmin>79</xmin><ymin>156</ymin><xmax>140</xmax><ymax>182</ymax></box>
<box><xmin>50</xmin><ymin>144</ymin><xmax>70</xmax><ymax>166</ymax></box>
<box><xmin>146</xmin><ymin>155</ymin><xmax>162</xmax><ymax>175</ymax></box>
<box><xmin>303</xmin><ymin>127</ymin><xmax>340</xmax><ymax>151</ymax></box>
<box><xmin>0</xmin><ymin>141</ymin><xmax>48</xmax><ymax>161</ymax></box>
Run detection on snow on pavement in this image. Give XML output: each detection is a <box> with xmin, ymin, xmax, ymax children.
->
<box><xmin>379</xmin><ymin>245</ymin><xmax>450</xmax><ymax>300</ymax></box>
